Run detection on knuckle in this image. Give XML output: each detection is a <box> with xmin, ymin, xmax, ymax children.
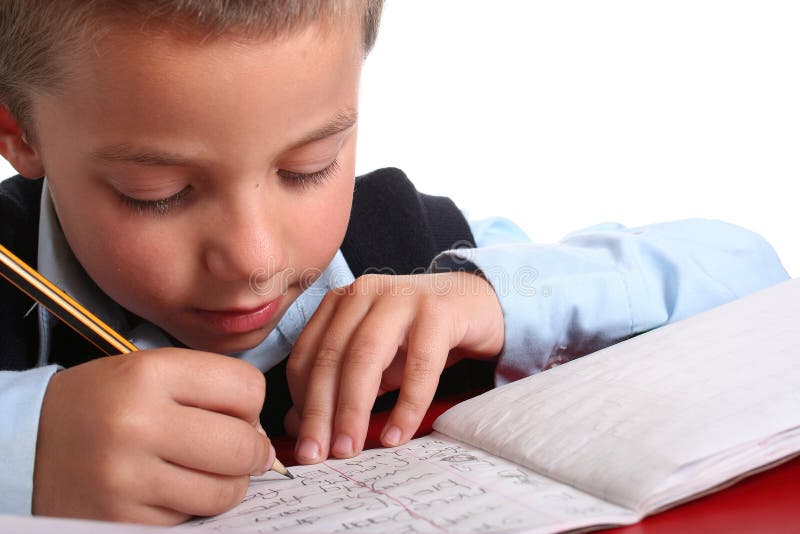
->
<box><xmin>96</xmin><ymin>501</ymin><xmax>138</xmax><ymax>524</ymax></box>
<box><xmin>250</xmin><ymin>437</ymin><xmax>269</xmax><ymax>474</ymax></box>
<box><xmin>321</xmin><ymin>286</ymin><xmax>343</xmax><ymax>302</ymax></box>
<box><xmin>334</xmin><ymin>402</ymin><xmax>362</xmax><ymax>421</ymax></box>
<box><xmin>285</xmin><ymin>354</ymin><xmax>305</xmax><ymax>382</ymax></box>
<box><xmin>117</xmin><ymin>352</ymin><xmax>161</xmax><ymax>387</ymax></box>
<box><xmin>346</xmin><ymin>343</ymin><xmax>382</xmax><ymax>367</ymax></box>
<box><xmin>209</xmin><ymin>478</ymin><xmax>245</xmax><ymax>515</ymax></box>
<box><xmin>353</xmin><ymin>274</ymin><xmax>374</xmax><ymax>288</ymax></box>
<box><xmin>289</xmin><ymin>334</ymin><xmax>309</xmax><ymax>357</ymax></box>
<box><xmin>231</xmin><ymin>476</ymin><xmax>250</xmax><ymax>505</ymax></box>
<box><xmin>105</xmin><ymin>402</ymin><xmax>151</xmax><ymax>447</ymax></box>
<box><xmin>95</xmin><ymin>454</ymin><xmax>134</xmax><ymax>497</ymax></box>
<box><xmin>299</xmin><ymin>402</ymin><xmax>332</xmax><ymax>422</ymax></box>
<box><xmin>239</xmin><ymin>364</ymin><xmax>266</xmax><ymax>408</ymax></box>
<box><xmin>405</xmin><ymin>356</ymin><xmax>438</xmax><ymax>380</ymax></box>
<box><xmin>313</xmin><ymin>346</ymin><xmax>343</xmax><ymax>369</ymax></box>
<box><xmin>395</xmin><ymin>394</ymin><xmax>430</xmax><ymax>415</ymax></box>
<box><xmin>241</xmin><ymin>363</ymin><xmax>266</xmax><ymax>394</ymax></box>
<box><xmin>288</xmin><ymin>337</ymin><xmax>341</xmax><ymax>395</ymax></box>
<box><xmin>353</xmin><ymin>273</ymin><xmax>385</xmax><ymax>293</ymax></box>
<box><xmin>419</xmin><ymin>291</ymin><xmax>447</xmax><ymax>315</ymax></box>
<box><xmin>229</xmin><ymin>428</ymin><xmax>260</xmax><ymax>472</ymax></box>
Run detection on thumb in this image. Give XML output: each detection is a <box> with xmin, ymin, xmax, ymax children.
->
<box><xmin>252</xmin><ymin>421</ymin><xmax>277</xmax><ymax>477</ymax></box>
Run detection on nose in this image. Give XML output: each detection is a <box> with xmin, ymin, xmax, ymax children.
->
<box><xmin>202</xmin><ymin>192</ymin><xmax>285</xmax><ymax>284</ymax></box>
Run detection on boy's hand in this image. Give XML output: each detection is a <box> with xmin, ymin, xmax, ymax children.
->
<box><xmin>286</xmin><ymin>271</ymin><xmax>504</xmax><ymax>463</ymax></box>
<box><xmin>32</xmin><ymin>349</ymin><xmax>274</xmax><ymax>525</ymax></box>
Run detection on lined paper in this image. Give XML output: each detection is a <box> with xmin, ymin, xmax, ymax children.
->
<box><xmin>181</xmin><ymin>435</ymin><xmax>634</xmax><ymax>533</ymax></box>
<box><xmin>435</xmin><ymin>278</ymin><xmax>800</xmax><ymax>512</ymax></box>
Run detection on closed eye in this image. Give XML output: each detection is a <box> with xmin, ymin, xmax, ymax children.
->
<box><xmin>118</xmin><ymin>186</ymin><xmax>192</xmax><ymax>216</ymax></box>
<box><xmin>278</xmin><ymin>159</ymin><xmax>340</xmax><ymax>188</ymax></box>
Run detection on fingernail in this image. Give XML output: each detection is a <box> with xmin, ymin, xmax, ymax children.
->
<box><xmin>296</xmin><ymin>438</ymin><xmax>320</xmax><ymax>462</ymax></box>
<box><xmin>332</xmin><ymin>434</ymin><xmax>354</xmax><ymax>457</ymax></box>
<box><xmin>250</xmin><ymin>424</ymin><xmax>274</xmax><ymax>476</ymax></box>
<box><xmin>262</xmin><ymin>443</ymin><xmax>276</xmax><ymax>475</ymax></box>
<box><xmin>251</xmin><ymin>441</ymin><xmax>276</xmax><ymax>476</ymax></box>
<box><xmin>382</xmin><ymin>425</ymin><xmax>402</xmax><ymax>447</ymax></box>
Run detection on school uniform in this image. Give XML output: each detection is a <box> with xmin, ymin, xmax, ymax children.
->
<box><xmin>0</xmin><ymin>167</ymin><xmax>789</xmax><ymax>514</ymax></box>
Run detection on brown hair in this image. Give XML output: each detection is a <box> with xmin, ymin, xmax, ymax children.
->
<box><xmin>0</xmin><ymin>0</ymin><xmax>384</xmax><ymax>144</ymax></box>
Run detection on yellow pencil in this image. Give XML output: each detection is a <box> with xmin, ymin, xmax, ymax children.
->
<box><xmin>0</xmin><ymin>242</ymin><xmax>293</xmax><ymax>479</ymax></box>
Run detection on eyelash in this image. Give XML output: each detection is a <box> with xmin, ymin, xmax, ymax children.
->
<box><xmin>118</xmin><ymin>187</ymin><xmax>191</xmax><ymax>216</ymax></box>
<box><xmin>277</xmin><ymin>159</ymin><xmax>341</xmax><ymax>188</ymax></box>
<box><xmin>118</xmin><ymin>159</ymin><xmax>341</xmax><ymax>215</ymax></box>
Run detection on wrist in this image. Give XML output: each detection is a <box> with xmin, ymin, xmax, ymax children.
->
<box><xmin>453</xmin><ymin>271</ymin><xmax>505</xmax><ymax>359</ymax></box>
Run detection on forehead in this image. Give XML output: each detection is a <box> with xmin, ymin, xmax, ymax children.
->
<box><xmin>78</xmin><ymin>18</ymin><xmax>358</xmax><ymax>101</ymax></box>
<box><xmin>34</xmin><ymin>18</ymin><xmax>363</xmax><ymax>162</ymax></box>
<box><xmin>83</xmin><ymin>3</ymin><xmax>361</xmax><ymax>44</ymax></box>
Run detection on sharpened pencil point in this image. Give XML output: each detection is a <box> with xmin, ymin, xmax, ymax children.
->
<box><xmin>272</xmin><ymin>458</ymin><xmax>294</xmax><ymax>479</ymax></box>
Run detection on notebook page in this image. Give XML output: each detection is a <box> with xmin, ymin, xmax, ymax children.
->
<box><xmin>435</xmin><ymin>278</ymin><xmax>800</xmax><ymax>512</ymax></box>
<box><xmin>0</xmin><ymin>515</ymin><xmax>178</xmax><ymax>534</ymax></box>
<box><xmin>643</xmin><ymin>427</ymin><xmax>800</xmax><ymax>512</ymax></box>
<box><xmin>179</xmin><ymin>434</ymin><xmax>636</xmax><ymax>533</ymax></box>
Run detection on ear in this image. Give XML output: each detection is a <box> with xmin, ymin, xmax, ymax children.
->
<box><xmin>0</xmin><ymin>105</ymin><xmax>45</xmax><ymax>179</ymax></box>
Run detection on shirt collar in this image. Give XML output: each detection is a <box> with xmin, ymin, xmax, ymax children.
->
<box><xmin>35</xmin><ymin>179</ymin><xmax>355</xmax><ymax>371</ymax></box>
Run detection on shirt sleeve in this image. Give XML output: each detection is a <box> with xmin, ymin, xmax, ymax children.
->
<box><xmin>0</xmin><ymin>365</ymin><xmax>61</xmax><ymax>514</ymax></box>
<box><xmin>432</xmin><ymin>217</ymin><xmax>790</xmax><ymax>386</ymax></box>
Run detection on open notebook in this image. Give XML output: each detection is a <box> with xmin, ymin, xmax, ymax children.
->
<box><xmin>4</xmin><ymin>278</ymin><xmax>799</xmax><ymax>534</ymax></box>
<box><xmin>178</xmin><ymin>277</ymin><xmax>800</xmax><ymax>532</ymax></box>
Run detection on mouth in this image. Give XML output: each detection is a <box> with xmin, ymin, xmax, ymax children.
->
<box><xmin>194</xmin><ymin>297</ymin><xmax>283</xmax><ymax>335</ymax></box>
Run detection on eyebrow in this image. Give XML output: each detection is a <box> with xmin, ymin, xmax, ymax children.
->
<box><xmin>89</xmin><ymin>108</ymin><xmax>358</xmax><ymax>167</ymax></box>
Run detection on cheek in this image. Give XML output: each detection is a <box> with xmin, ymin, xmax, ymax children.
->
<box><xmin>56</xmin><ymin>199</ymin><xmax>192</xmax><ymax>316</ymax></box>
<box><xmin>100</xmin><ymin>235</ymin><xmax>183</xmax><ymax>307</ymax></box>
<box><xmin>87</xmin><ymin>229</ymin><xmax>177</xmax><ymax>303</ymax></box>
<box><xmin>290</xmin><ymin>173</ymin><xmax>354</xmax><ymax>273</ymax></box>
<box><xmin>43</xmin><ymin>172</ymin><xmax>169</xmax><ymax>319</ymax></box>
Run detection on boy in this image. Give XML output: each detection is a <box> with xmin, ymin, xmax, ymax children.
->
<box><xmin>0</xmin><ymin>0</ymin><xmax>788</xmax><ymax>526</ymax></box>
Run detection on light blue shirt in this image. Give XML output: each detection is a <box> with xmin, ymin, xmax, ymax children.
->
<box><xmin>0</xmin><ymin>183</ymin><xmax>789</xmax><ymax>514</ymax></box>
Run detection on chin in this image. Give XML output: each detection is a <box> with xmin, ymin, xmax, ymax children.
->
<box><xmin>181</xmin><ymin>329</ymin><xmax>271</xmax><ymax>355</ymax></box>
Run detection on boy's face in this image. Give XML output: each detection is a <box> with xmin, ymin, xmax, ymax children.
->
<box><xmin>28</xmin><ymin>22</ymin><xmax>363</xmax><ymax>354</ymax></box>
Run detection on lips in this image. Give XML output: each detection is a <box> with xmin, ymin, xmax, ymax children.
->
<box><xmin>195</xmin><ymin>297</ymin><xmax>282</xmax><ymax>334</ymax></box>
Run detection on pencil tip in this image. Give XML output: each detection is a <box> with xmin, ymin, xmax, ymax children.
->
<box><xmin>272</xmin><ymin>457</ymin><xmax>295</xmax><ymax>479</ymax></box>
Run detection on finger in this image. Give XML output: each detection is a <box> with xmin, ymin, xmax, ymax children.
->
<box><xmin>285</xmin><ymin>291</ymin><xmax>341</xmax><ymax>411</ymax></box>
<box><xmin>292</xmin><ymin>292</ymin><xmax>374</xmax><ymax>463</ymax></box>
<box><xmin>94</xmin><ymin>502</ymin><xmax>189</xmax><ymax>526</ymax></box>
<box><xmin>380</xmin><ymin>308</ymin><xmax>452</xmax><ymax>448</ymax></box>
<box><xmin>155</xmin><ymin>405</ymin><xmax>274</xmax><ymax>476</ymax></box>
<box><xmin>137</xmin><ymin>348</ymin><xmax>266</xmax><ymax>424</ymax></box>
<box><xmin>284</xmin><ymin>406</ymin><xmax>301</xmax><ymax>437</ymax></box>
<box><xmin>145</xmin><ymin>458</ymin><xmax>250</xmax><ymax>518</ymax></box>
<box><xmin>330</xmin><ymin>298</ymin><xmax>414</xmax><ymax>458</ymax></box>
<box><xmin>125</xmin><ymin>505</ymin><xmax>189</xmax><ymax>526</ymax></box>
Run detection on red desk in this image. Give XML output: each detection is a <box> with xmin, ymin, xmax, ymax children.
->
<box><xmin>273</xmin><ymin>396</ymin><xmax>800</xmax><ymax>534</ymax></box>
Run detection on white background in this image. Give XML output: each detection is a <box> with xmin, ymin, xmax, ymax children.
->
<box><xmin>3</xmin><ymin>1</ymin><xmax>798</xmax><ymax>275</ymax></box>
<box><xmin>356</xmin><ymin>0</ymin><xmax>800</xmax><ymax>276</ymax></box>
